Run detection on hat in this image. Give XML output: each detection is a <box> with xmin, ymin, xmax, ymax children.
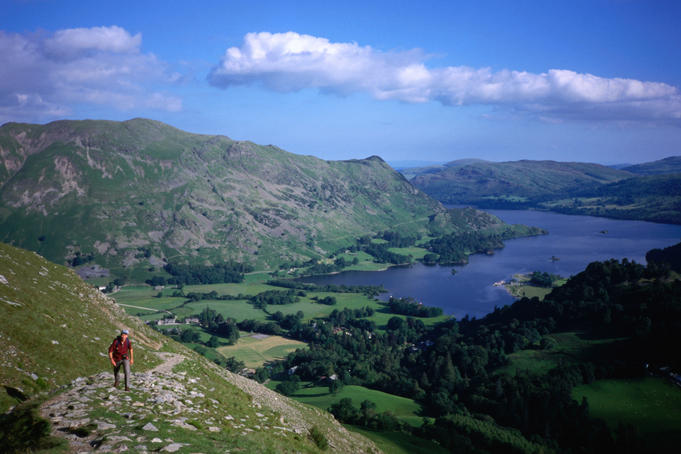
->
<box><xmin>121</xmin><ymin>329</ymin><xmax>129</xmax><ymax>335</ymax></box>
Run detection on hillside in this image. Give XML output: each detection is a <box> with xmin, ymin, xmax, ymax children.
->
<box><xmin>409</xmin><ymin>159</ymin><xmax>632</xmax><ymax>206</ymax></box>
<box><xmin>0</xmin><ymin>242</ymin><xmax>378</xmax><ymax>453</ymax></box>
<box><xmin>0</xmin><ymin>118</ymin><xmax>443</xmax><ymax>279</ymax></box>
<box><xmin>539</xmin><ymin>173</ymin><xmax>681</xmax><ymax>224</ymax></box>
<box><xmin>623</xmin><ymin>156</ymin><xmax>681</xmax><ymax>175</ymax></box>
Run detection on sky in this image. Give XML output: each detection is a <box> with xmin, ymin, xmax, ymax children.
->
<box><xmin>2</xmin><ymin>0</ymin><xmax>681</xmax><ymax>165</ymax></box>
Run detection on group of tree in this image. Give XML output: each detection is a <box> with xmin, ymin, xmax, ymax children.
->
<box><xmin>250</xmin><ymin>289</ymin><xmax>302</xmax><ymax>309</ymax></box>
<box><xmin>145</xmin><ymin>261</ymin><xmax>253</xmax><ymax>286</ymax></box>
<box><xmin>196</xmin><ymin>307</ymin><xmax>239</xmax><ymax>344</ymax></box>
<box><xmin>329</xmin><ymin>398</ymin><xmax>403</xmax><ymax>432</ymax></box>
<box><xmin>528</xmin><ymin>270</ymin><xmax>561</xmax><ymax>287</ymax></box>
<box><xmin>388</xmin><ymin>296</ymin><xmax>443</xmax><ymax>317</ymax></box>
<box><xmin>263</xmin><ymin>250</ymin><xmax>681</xmax><ymax>453</ymax></box>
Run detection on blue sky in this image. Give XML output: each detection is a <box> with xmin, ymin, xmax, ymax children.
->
<box><xmin>2</xmin><ymin>0</ymin><xmax>680</xmax><ymax>164</ymax></box>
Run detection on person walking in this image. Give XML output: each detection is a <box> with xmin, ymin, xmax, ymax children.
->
<box><xmin>108</xmin><ymin>329</ymin><xmax>134</xmax><ymax>391</ymax></box>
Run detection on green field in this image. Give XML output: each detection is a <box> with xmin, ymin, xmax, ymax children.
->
<box><xmin>116</xmin><ymin>281</ymin><xmax>449</xmax><ymax>331</ymax></box>
<box><xmin>218</xmin><ymin>333</ymin><xmax>307</xmax><ymax>368</ymax></box>
<box><xmin>347</xmin><ymin>427</ymin><xmax>450</xmax><ymax>454</ymax></box>
<box><xmin>268</xmin><ymin>382</ymin><xmax>424</xmax><ymax>427</ymax></box>
<box><xmin>388</xmin><ymin>246</ymin><xmax>429</xmax><ymax>260</ymax></box>
<box><xmin>496</xmin><ymin>332</ymin><xmax>624</xmax><ymax>376</ymax></box>
<box><xmin>503</xmin><ymin>273</ymin><xmax>567</xmax><ymax>300</ymax></box>
<box><xmin>572</xmin><ymin>377</ymin><xmax>681</xmax><ymax>450</ymax></box>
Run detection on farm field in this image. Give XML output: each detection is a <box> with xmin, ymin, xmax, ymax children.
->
<box><xmin>218</xmin><ymin>333</ymin><xmax>307</xmax><ymax>368</ymax></box>
<box><xmin>572</xmin><ymin>377</ymin><xmax>681</xmax><ymax>450</ymax></box>
<box><xmin>114</xmin><ymin>281</ymin><xmax>448</xmax><ymax>329</ymax></box>
<box><xmin>267</xmin><ymin>382</ymin><xmax>423</xmax><ymax>427</ymax></box>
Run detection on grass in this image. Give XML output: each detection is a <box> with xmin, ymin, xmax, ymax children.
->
<box><xmin>347</xmin><ymin>427</ymin><xmax>450</xmax><ymax>454</ymax></box>
<box><xmin>387</xmin><ymin>246</ymin><xmax>429</xmax><ymax>260</ymax></box>
<box><xmin>117</xmin><ymin>281</ymin><xmax>450</xmax><ymax>334</ymax></box>
<box><xmin>178</xmin><ymin>300</ymin><xmax>266</xmax><ymax>321</ymax></box>
<box><xmin>218</xmin><ymin>333</ymin><xmax>307</xmax><ymax>368</ymax></box>
<box><xmin>496</xmin><ymin>332</ymin><xmax>625</xmax><ymax>376</ymax></box>
<box><xmin>268</xmin><ymin>382</ymin><xmax>424</xmax><ymax>428</ymax></box>
<box><xmin>503</xmin><ymin>273</ymin><xmax>567</xmax><ymax>300</ymax></box>
<box><xmin>572</xmin><ymin>377</ymin><xmax>681</xmax><ymax>450</ymax></box>
<box><xmin>0</xmin><ymin>243</ymin><xmax>163</xmax><ymax>414</ymax></box>
<box><xmin>0</xmin><ymin>401</ymin><xmax>67</xmax><ymax>453</ymax></box>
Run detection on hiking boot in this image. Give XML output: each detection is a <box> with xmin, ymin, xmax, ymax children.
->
<box><xmin>113</xmin><ymin>380</ymin><xmax>119</xmax><ymax>388</ymax></box>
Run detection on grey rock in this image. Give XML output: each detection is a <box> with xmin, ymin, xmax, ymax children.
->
<box><xmin>142</xmin><ymin>422</ymin><xmax>158</xmax><ymax>432</ymax></box>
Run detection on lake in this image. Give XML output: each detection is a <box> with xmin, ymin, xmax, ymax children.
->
<box><xmin>299</xmin><ymin>210</ymin><xmax>681</xmax><ymax>318</ymax></box>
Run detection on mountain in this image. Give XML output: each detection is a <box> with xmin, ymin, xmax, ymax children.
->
<box><xmin>409</xmin><ymin>159</ymin><xmax>632</xmax><ymax>206</ymax></box>
<box><xmin>0</xmin><ymin>118</ymin><xmax>444</xmax><ymax>278</ymax></box>
<box><xmin>0</xmin><ymin>242</ymin><xmax>378</xmax><ymax>453</ymax></box>
<box><xmin>622</xmin><ymin>156</ymin><xmax>681</xmax><ymax>175</ymax></box>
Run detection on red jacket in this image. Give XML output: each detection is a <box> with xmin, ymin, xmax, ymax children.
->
<box><xmin>109</xmin><ymin>336</ymin><xmax>132</xmax><ymax>362</ymax></box>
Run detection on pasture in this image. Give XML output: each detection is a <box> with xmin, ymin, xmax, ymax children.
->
<box><xmin>217</xmin><ymin>333</ymin><xmax>307</xmax><ymax>368</ymax></box>
<box><xmin>572</xmin><ymin>377</ymin><xmax>681</xmax><ymax>450</ymax></box>
<box><xmin>267</xmin><ymin>382</ymin><xmax>423</xmax><ymax>427</ymax></box>
<box><xmin>348</xmin><ymin>427</ymin><xmax>450</xmax><ymax>454</ymax></box>
<box><xmin>496</xmin><ymin>332</ymin><xmax>624</xmax><ymax>376</ymax></box>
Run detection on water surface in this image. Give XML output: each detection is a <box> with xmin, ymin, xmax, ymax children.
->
<box><xmin>300</xmin><ymin>210</ymin><xmax>681</xmax><ymax>318</ymax></box>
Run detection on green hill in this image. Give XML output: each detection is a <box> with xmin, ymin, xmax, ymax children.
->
<box><xmin>0</xmin><ymin>118</ymin><xmax>444</xmax><ymax>279</ymax></box>
<box><xmin>409</xmin><ymin>159</ymin><xmax>632</xmax><ymax>206</ymax></box>
<box><xmin>540</xmin><ymin>173</ymin><xmax>681</xmax><ymax>224</ymax></box>
<box><xmin>623</xmin><ymin>156</ymin><xmax>681</xmax><ymax>175</ymax></box>
<box><xmin>0</xmin><ymin>242</ymin><xmax>378</xmax><ymax>453</ymax></box>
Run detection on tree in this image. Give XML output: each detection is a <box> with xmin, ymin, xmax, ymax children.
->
<box><xmin>207</xmin><ymin>335</ymin><xmax>220</xmax><ymax>348</ymax></box>
<box><xmin>329</xmin><ymin>379</ymin><xmax>342</xmax><ymax>394</ymax></box>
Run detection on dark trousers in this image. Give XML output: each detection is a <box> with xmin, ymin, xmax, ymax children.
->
<box><xmin>113</xmin><ymin>358</ymin><xmax>131</xmax><ymax>389</ymax></box>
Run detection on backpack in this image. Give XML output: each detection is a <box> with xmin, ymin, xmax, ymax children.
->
<box><xmin>111</xmin><ymin>336</ymin><xmax>131</xmax><ymax>358</ymax></box>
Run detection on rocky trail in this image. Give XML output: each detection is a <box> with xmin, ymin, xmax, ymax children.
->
<box><xmin>38</xmin><ymin>350</ymin><xmax>377</xmax><ymax>453</ymax></box>
<box><xmin>39</xmin><ymin>351</ymin><xmax>293</xmax><ymax>453</ymax></box>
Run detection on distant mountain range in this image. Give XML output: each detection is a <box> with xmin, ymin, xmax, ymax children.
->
<box><xmin>0</xmin><ymin>119</ymin><xmax>497</xmax><ymax>278</ymax></box>
<box><xmin>406</xmin><ymin>157</ymin><xmax>681</xmax><ymax>224</ymax></box>
<box><xmin>621</xmin><ymin>156</ymin><xmax>681</xmax><ymax>175</ymax></box>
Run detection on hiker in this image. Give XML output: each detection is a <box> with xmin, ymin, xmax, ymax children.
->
<box><xmin>108</xmin><ymin>329</ymin><xmax>134</xmax><ymax>391</ymax></box>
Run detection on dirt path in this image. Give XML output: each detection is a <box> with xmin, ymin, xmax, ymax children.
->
<box><xmin>148</xmin><ymin>352</ymin><xmax>185</xmax><ymax>374</ymax></box>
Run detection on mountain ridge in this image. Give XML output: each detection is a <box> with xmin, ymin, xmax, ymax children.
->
<box><xmin>0</xmin><ymin>118</ymin><xmax>444</xmax><ymax>278</ymax></box>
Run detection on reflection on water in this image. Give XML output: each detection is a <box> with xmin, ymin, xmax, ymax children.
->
<box><xmin>299</xmin><ymin>210</ymin><xmax>681</xmax><ymax>319</ymax></box>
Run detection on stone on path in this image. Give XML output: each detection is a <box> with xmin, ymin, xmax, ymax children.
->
<box><xmin>142</xmin><ymin>422</ymin><xmax>159</xmax><ymax>432</ymax></box>
<box><xmin>161</xmin><ymin>442</ymin><xmax>187</xmax><ymax>452</ymax></box>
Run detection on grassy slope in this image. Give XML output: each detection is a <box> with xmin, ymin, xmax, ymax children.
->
<box><xmin>0</xmin><ymin>242</ymin><xmax>379</xmax><ymax>453</ymax></box>
<box><xmin>572</xmin><ymin>377</ymin><xmax>681</xmax><ymax>450</ymax></box>
<box><xmin>495</xmin><ymin>331</ymin><xmax>625</xmax><ymax>376</ymax></box>
<box><xmin>540</xmin><ymin>173</ymin><xmax>681</xmax><ymax>224</ymax></box>
<box><xmin>0</xmin><ymin>242</ymin><xmax>163</xmax><ymax>413</ymax></box>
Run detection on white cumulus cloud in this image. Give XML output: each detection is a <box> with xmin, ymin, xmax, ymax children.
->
<box><xmin>209</xmin><ymin>31</ymin><xmax>681</xmax><ymax>122</ymax></box>
<box><xmin>0</xmin><ymin>26</ymin><xmax>181</xmax><ymax>123</ymax></box>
